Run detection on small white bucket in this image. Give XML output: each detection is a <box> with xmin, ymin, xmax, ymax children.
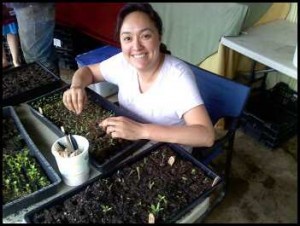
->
<box><xmin>51</xmin><ymin>135</ymin><xmax>90</xmax><ymax>186</ymax></box>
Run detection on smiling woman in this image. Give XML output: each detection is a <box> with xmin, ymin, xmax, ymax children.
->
<box><xmin>119</xmin><ymin>11</ymin><xmax>163</xmax><ymax>81</ymax></box>
<box><xmin>62</xmin><ymin>3</ymin><xmax>215</xmax><ymax>150</ymax></box>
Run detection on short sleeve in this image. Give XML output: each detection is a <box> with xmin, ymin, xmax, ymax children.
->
<box><xmin>172</xmin><ymin>66</ymin><xmax>204</xmax><ymax>118</ymax></box>
<box><xmin>100</xmin><ymin>53</ymin><xmax>126</xmax><ymax>86</ymax></box>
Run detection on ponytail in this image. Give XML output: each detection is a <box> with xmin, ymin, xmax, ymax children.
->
<box><xmin>160</xmin><ymin>43</ymin><xmax>171</xmax><ymax>55</ymax></box>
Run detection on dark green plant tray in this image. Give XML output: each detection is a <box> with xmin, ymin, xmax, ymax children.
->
<box><xmin>2</xmin><ymin>106</ymin><xmax>62</xmax><ymax>217</ymax></box>
<box><xmin>26</xmin><ymin>86</ymin><xmax>148</xmax><ymax>173</ymax></box>
<box><xmin>24</xmin><ymin>143</ymin><xmax>222</xmax><ymax>223</ymax></box>
<box><xmin>2</xmin><ymin>62</ymin><xmax>65</xmax><ymax>106</ymax></box>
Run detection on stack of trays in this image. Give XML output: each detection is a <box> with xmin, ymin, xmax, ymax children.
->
<box><xmin>241</xmin><ymin>82</ymin><xmax>297</xmax><ymax>148</ymax></box>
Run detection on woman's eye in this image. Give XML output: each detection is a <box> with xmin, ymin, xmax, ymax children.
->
<box><xmin>123</xmin><ymin>36</ymin><xmax>131</xmax><ymax>42</ymax></box>
<box><xmin>142</xmin><ymin>33</ymin><xmax>151</xmax><ymax>39</ymax></box>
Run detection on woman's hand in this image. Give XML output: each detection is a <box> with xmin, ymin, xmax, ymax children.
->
<box><xmin>62</xmin><ymin>86</ymin><xmax>87</xmax><ymax>115</ymax></box>
<box><xmin>99</xmin><ymin>116</ymin><xmax>146</xmax><ymax>140</ymax></box>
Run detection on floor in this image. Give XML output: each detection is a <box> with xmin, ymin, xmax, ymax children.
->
<box><xmin>59</xmin><ymin>68</ymin><xmax>297</xmax><ymax>223</ymax></box>
<box><xmin>204</xmin><ymin>130</ymin><xmax>297</xmax><ymax>223</ymax></box>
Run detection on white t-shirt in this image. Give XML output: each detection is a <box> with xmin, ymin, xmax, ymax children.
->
<box><xmin>100</xmin><ymin>53</ymin><xmax>204</xmax><ymax>126</ymax></box>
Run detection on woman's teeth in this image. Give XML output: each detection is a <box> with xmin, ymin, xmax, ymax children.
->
<box><xmin>133</xmin><ymin>54</ymin><xmax>146</xmax><ymax>58</ymax></box>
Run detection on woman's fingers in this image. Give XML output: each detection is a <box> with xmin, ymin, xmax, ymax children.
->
<box><xmin>63</xmin><ymin>91</ymin><xmax>75</xmax><ymax>113</ymax></box>
<box><xmin>72</xmin><ymin>91</ymin><xmax>85</xmax><ymax>114</ymax></box>
<box><xmin>62</xmin><ymin>88</ymin><xmax>87</xmax><ymax>114</ymax></box>
<box><xmin>71</xmin><ymin>91</ymin><xmax>79</xmax><ymax>113</ymax></box>
<box><xmin>99</xmin><ymin>116</ymin><xmax>142</xmax><ymax>140</ymax></box>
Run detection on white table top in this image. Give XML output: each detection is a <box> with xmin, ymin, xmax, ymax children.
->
<box><xmin>221</xmin><ymin>20</ymin><xmax>297</xmax><ymax>79</ymax></box>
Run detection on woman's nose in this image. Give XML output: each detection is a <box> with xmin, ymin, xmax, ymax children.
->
<box><xmin>132</xmin><ymin>38</ymin><xmax>142</xmax><ymax>50</ymax></box>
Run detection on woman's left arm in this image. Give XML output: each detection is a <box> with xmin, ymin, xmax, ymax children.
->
<box><xmin>100</xmin><ymin>105</ymin><xmax>215</xmax><ymax>147</ymax></box>
<box><xmin>143</xmin><ymin>104</ymin><xmax>215</xmax><ymax>147</ymax></box>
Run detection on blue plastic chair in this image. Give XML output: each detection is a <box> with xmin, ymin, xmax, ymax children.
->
<box><xmin>75</xmin><ymin>45</ymin><xmax>121</xmax><ymax>67</ymax></box>
<box><xmin>189</xmin><ymin>63</ymin><xmax>250</xmax><ymax>162</ymax></box>
<box><xmin>188</xmin><ymin>63</ymin><xmax>250</xmax><ymax>220</ymax></box>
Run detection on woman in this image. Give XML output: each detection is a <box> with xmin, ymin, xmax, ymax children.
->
<box><xmin>63</xmin><ymin>3</ymin><xmax>215</xmax><ymax>149</ymax></box>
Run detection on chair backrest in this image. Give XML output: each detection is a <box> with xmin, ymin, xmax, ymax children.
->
<box><xmin>188</xmin><ymin>63</ymin><xmax>250</xmax><ymax>126</ymax></box>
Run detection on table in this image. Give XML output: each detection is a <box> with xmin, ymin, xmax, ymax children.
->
<box><xmin>2</xmin><ymin>103</ymin><xmax>212</xmax><ymax>223</ymax></box>
<box><xmin>221</xmin><ymin>19</ymin><xmax>297</xmax><ymax>80</ymax></box>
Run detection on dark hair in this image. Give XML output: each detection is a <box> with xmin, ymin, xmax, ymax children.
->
<box><xmin>115</xmin><ymin>3</ymin><xmax>171</xmax><ymax>54</ymax></box>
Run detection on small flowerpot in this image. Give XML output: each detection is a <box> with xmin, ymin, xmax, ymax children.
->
<box><xmin>51</xmin><ymin>135</ymin><xmax>90</xmax><ymax>186</ymax></box>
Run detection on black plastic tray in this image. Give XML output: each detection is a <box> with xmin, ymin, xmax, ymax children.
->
<box><xmin>2</xmin><ymin>62</ymin><xmax>65</xmax><ymax>106</ymax></box>
<box><xmin>2</xmin><ymin>106</ymin><xmax>62</xmax><ymax>217</ymax></box>
<box><xmin>26</xmin><ymin>86</ymin><xmax>148</xmax><ymax>173</ymax></box>
<box><xmin>24</xmin><ymin>143</ymin><xmax>222</xmax><ymax>223</ymax></box>
<box><xmin>241</xmin><ymin>84</ymin><xmax>297</xmax><ymax>148</ymax></box>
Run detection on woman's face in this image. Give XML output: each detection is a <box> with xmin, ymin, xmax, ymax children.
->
<box><xmin>120</xmin><ymin>11</ymin><xmax>161</xmax><ymax>72</ymax></box>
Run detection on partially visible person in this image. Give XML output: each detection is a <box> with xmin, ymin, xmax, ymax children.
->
<box><xmin>8</xmin><ymin>2</ymin><xmax>59</xmax><ymax>75</ymax></box>
<box><xmin>62</xmin><ymin>3</ymin><xmax>215</xmax><ymax>151</ymax></box>
<box><xmin>2</xmin><ymin>3</ymin><xmax>22</xmax><ymax>68</ymax></box>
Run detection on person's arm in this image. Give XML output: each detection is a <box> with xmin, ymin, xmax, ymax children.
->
<box><xmin>63</xmin><ymin>63</ymin><xmax>105</xmax><ymax>114</ymax></box>
<box><xmin>71</xmin><ymin>63</ymin><xmax>106</xmax><ymax>88</ymax></box>
<box><xmin>145</xmin><ymin>105</ymin><xmax>215</xmax><ymax>147</ymax></box>
<box><xmin>100</xmin><ymin>105</ymin><xmax>215</xmax><ymax>147</ymax></box>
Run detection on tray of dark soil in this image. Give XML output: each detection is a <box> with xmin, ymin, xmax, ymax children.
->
<box><xmin>2</xmin><ymin>106</ymin><xmax>62</xmax><ymax>217</ymax></box>
<box><xmin>2</xmin><ymin>61</ymin><xmax>65</xmax><ymax>106</ymax></box>
<box><xmin>24</xmin><ymin>142</ymin><xmax>222</xmax><ymax>223</ymax></box>
<box><xmin>26</xmin><ymin>86</ymin><xmax>148</xmax><ymax>173</ymax></box>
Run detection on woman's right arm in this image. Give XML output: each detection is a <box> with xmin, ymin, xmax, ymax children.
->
<box><xmin>62</xmin><ymin>63</ymin><xmax>105</xmax><ymax>114</ymax></box>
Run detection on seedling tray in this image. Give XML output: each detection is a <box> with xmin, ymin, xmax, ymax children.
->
<box><xmin>2</xmin><ymin>106</ymin><xmax>62</xmax><ymax>217</ymax></box>
<box><xmin>26</xmin><ymin>86</ymin><xmax>148</xmax><ymax>173</ymax></box>
<box><xmin>2</xmin><ymin>62</ymin><xmax>65</xmax><ymax>106</ymax></box>
<box><xmin>24</xmin><ymin>143</ymin><xmax>222</xmax><ymax>223</ymax></box>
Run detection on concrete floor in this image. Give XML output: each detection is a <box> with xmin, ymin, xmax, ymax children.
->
<box><xmin>59</xmin><ymin>68</ymin><xmax>298</xmax><ymax>223</ymax></box>
<box><xmin>204</xmin><ymin>130</ymin><xmax>297</xmax><ymax>223</ymax></box>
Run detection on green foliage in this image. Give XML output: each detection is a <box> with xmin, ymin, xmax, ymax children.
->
<box><xmin>3</xmin><ymin>146</ymin><xmax>51</xmax><ymax>204</ymax></box>
<box><xmin>30</xmin><ymin>91</ymin><xmax>132</xmax><ymax>163</ymax></box>
<box><xmin>101</xmin><ymin>204</ymin><xmax>112</xmax><ymax>214</ymax></box>
<box><xmin>149</xmin><ymin>194</ymin><xmax>168</xmax><ymax>217</ymax></box>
